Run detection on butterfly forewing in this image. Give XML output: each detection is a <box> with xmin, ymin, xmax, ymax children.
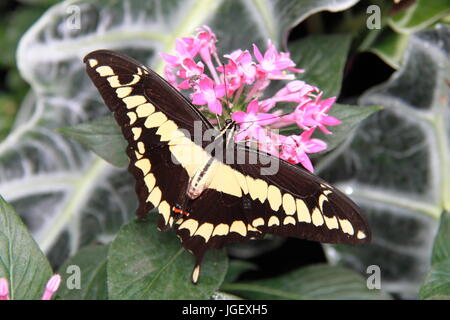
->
<box><xmin>84</xmin><ymin>49</ymin><xmax>371</xmax><ymax>284</ymax></box>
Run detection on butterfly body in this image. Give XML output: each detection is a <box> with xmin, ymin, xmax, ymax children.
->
<box><xmin>84</xmin><ymin>50</ymin><xmax>371</xmax><ymax>284</ymax></box>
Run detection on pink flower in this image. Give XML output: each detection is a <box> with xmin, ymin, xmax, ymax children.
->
<box><xmin>160</xmin><ymin>37</ymin><xmax>200</xmax><ymax>67</ymax></box>
<box><xmin>0</xmin><ymin>278</ymin><xmax>8</xmax><ymax>300</ymax></box>
<box><xmin>280</xmin><ymin>129</ymin><xmax>327</xmax><ymax>172</ymax></box>
<box><xmin>196</xmin><ymin>25</ymin><xmax>217</xmax><ymax>66</ymax></box>
<box><xmin>293</xmin><ymin>95</ymin><xmax>341</xmax><ymax>134</ymax></box>
<box><xmin>232</xmin><ymin>100</ymin><xmax>279</xmax><ymax>141</ymax></box>
<box><xmin>0</xmin><ymin>274</ymin><xmax>61</xmax><ymax>300</ymax></box>
<box><xmin>161</xmin><ymin>25</ymin><xmax>342</xmax><ymax>173</ymax></box>
<box><xmin>224</xmin><ymin>50</ymin><xmax>256</xmax><ymax>84</ymax></box>
<box><xmin>163</xmin><ymin>65</ymin><xmax>178</xmax><ymax>87</ymax></box>
<box><xmin>253</xmin><ymin>40</ymin><xmax>303</xmax><ymax>80</ymax></box>
<box><xmin>177</xmin><ymin>58</ymin><xmax>205</xmax><ymax>89</ymax></box>
<box><xmin>260</xmin><ymin>80</ymin><xmax>317</xmax><ymax>112</ymax></box>
<box><xmin>192</xmin><ymin>77</ymin><xmax>226</xmax><ymax>114</ymax></box>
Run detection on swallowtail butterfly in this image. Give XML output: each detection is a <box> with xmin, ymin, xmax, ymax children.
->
<box><xmin>84</xmin><ymin>50</ymin><xmax>371</xmax><ymax>284</ymax></box>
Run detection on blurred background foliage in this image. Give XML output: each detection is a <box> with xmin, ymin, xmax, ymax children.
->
<box><xmin>0</xmin><ymin>0</ymin><xmax>449</xmax><ymax>300</ymax></box>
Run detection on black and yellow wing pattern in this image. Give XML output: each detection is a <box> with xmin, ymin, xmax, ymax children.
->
<box><xmin>84</xmin><ymin>50</ymin><xmax>371</xmax><ymax>284</ymax></box>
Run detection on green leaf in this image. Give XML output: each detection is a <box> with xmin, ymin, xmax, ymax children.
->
<box><xmin>107</xmin><ymin>218</ymin><xmax>228</xmax><ymax>300</ymax></box>
<box><xmin>224</xmin><ymin>260</ymin><xmax>258</xmax><ymax>283</ymax></box>
<box><xmin>58</xmin><ymin>116</ymin><xmax>128</xmax><ymax>168</ymax></box>
<box><xmin>221</xmin><ymin>264</ymin><xmax>391</xmax><ymax>300</ymax></box>
<box><xmin>419</xmin><ymin>211</ymin><xmax>450</xmax><ymax>300</ymax></box>
<box><xmin>419</xmin><ymin>260</ymin><xmax>450</xmax><ymax>300</ymax></box>
<box><xmin>390</xmin><ymin>0</ymin><xmax>450</xmax><ymax>34</ymax></box>
<box><xmin>0</xmin><ymin>94</ymin><xmax>19</xmax><ymax>140</ymax></box>
<box><xmin>317</xmin><ymin>104</ymin><xmax>383</xmax><ymax>155</ymax></box>
<box><xmin>431</xmin><ymin>211</ymin><xmax>450</xmax><ymax>265</ymax></box>
<box><xmin>319</xmin><ymin>26</ymin><xmax>450</xmax><ymax>297</ymax></box>
<box><xmin>0</xmin><ymin>195</ymin><xmax>53</xmax><ymax>300</ymax></box>
<box><xmin>366</xmin><ymin>27</ymin><xmax>409</xmax><ymax>69</ymax></box>
<box><xmin>57</xmin><ymin>244</ymin><xmax>109</xmax><ymax>300</ymax></box>
<box><xmin>289</xmin><ymin>34</ymin><xmax>352</xmax><ymax>97</ymax></box>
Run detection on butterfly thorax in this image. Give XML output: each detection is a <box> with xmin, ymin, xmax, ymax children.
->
<box><xmin>186</xmin><ymin>120</ymin><xmax>237</xmax><ymax>200</ymax></box>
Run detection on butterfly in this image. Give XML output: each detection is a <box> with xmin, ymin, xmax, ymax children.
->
<box><xmin>84</xmin><ymin>49</ymin><xmax>371</xmax><ymax>284</ymax></box>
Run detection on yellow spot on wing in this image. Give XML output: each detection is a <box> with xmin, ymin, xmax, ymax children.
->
<box><xmin>147</xmin><ymin>187</ymin><xmax>161</xmax><ymax>207</ymax></box>
<box><xmin>208</xmin><ymin>162</ymin><xmax>242</xmax><ymax>197</ymax></box>
<box><xmin>116</xmin><ymin>87</ymin><xmax>132</xmax><ymax>98</ymax></box>
<box><xmin>156</xmin><ymin>120</ymin><xmax>178</xmax><ymax>142</ymax></box>
<box><xmin>318</xmin><ymin>194</ymin><xmax>328</xmax><ymax>213</ymax></box>
<box><xmin>144</xmin><ymin>112</ymin><xmax>167</xmax><ymax>128</ymax></box>
<box><xmin>246</xmin><ymin>176</ymin><xmax>258</xmax><ymax>200</ymax></box>
<box><xmin>247</xmin><ymin>224</ymin><xmax>260</xmax><ymax>233</ymax></box>
<box><xmin>179</xmin><ymin>219</ymin><xmax>199</xmax><ymax>236</ymax></box>
<box><xmin>282</xmin><ymin>193</ymin><xmax>296</xmax><ymax>215</ymax></box>
<box><xmin>283</xmin><ymin>216</ymin><xmax>296</xmax><ymax>225</ymax></box>
<box><xmin>323</xmin><ymin>189</ymin><xmax>332</xmax><ymax>196</ymax></box>
<box><xmin>252</xmin><ymin>218</ymin><xmax>264</xmax><ymax>227</ymax></box>
<box><xmin>88</xmin><ymin>59</ymin><xmax>98</xmax><ymax>67</ymax></box>
<box><xmin>296</xmin><ymin>199</ymin><xmax>311</xmax><ymax>223</ymax></box>
<box><xmin>194</xmin><ymin>223</ymin><xmax>214</xmax><ymax>242</ymax></box>
<box><xmin>230</xmin><ymin>221</ymin><xmax>247</xmax><ymax>236</ymax></box>
<box><xmin>136</xmin><ymin>103</ymin><xmax>155</xmax><ymax>117</ymax></box>
<box><xmin>123</xmin><ymin>95</ymin><xmax>147</xmax><ymax>109</ymax></box>
<box><xmin>254</xmin><ymin>179</ymin><xmax>268</xmax><ymax>203</ymax></box>
<box><xmin>324</xmin><ymin>215</ymin><xmax>339</xmax><ymax>230</ymax></box>
<box><xmin>158</xmin><ymin>201</ymin><xmax>170</xmax><ymax>225</ymax></box>
<box><xmin>135</xmin><ymin>151</ymin><xmax>142</xmax><ymax>159</ymax></box>
<box><xmin>192</xmin><ymin>265</ymin><xmax>200</xmax><ymax>284</ymax></box>
<box><xmin>357</xmin><ymin>230</ymin><xmax>366</xmax><ymax>239</ymax></box>
<box><xmin>131</xmin><ymin>127</ymin><xmax>142</xmax><ymax>140</ymax></box>
<box><xmin>137</xmin><ymin>142</ymin><xmax>145</xmax><ymax>154</ymax></box>
<box><xmin>311</xmin><ymin>208</ymin><xmax>324</xmax><ymax>226</ymax></box>
<box><xmin>268</xmin><ymin>216</ymin><xmax>280</xmax><ymax>226</ymax></box>
<box><xmin>135</xmin><ymin>158</ymin><xmax>151</xmax><ymax>175</ymax></box>
<box><xmin>144</xmin><ymin>174</ymin><xmax>156</xmax><ymax>192</ymax></box>
<box><xmin>96</xmin><ymin>66</ymin><xmax>114</xmax><ymax>76</ymax></box>
<box><xmin>339</xmin><ymin>218</ymin><xmax>354</xmax><ymax>235</ymax></box>
<box><xmin>267</xmin><ymin>185</ymin><xmax>282</xmax><ymax>211</ymax></box>
<box><xmin>212</xmin><ymin>223</ymin><xmax>229</xmax><ymax>236</ymax></box>
<box><xmin>234</xmin><ymin>171</ymin><xmax>248</xmax><ymax>195</ymax></box>
<box><xmin>107</xmin><ymin>75</ymin><xmax>140</xmax><ymax>88</ymax></box>
<box><xmin>127</xmin><ymin>112</ymin><xmax>137</xmax><ymax>125</ymax></box>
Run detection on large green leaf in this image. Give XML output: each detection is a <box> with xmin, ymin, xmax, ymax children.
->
<box><xmin>7</xmin><ymin>0</ymin><xmax>359</xmax><ymax>266</ymax></box>
<box><xmin>289</xmin><ymin>34</ymin><xmax>352</xmax><ymax>98</ymax></box>
<box><xmin>0</xmin><ymin>195</ymin><xmax>53</xmax><ymax>300</ymax></box>
<box><xmin>419</xmin><ymin>211</ymin><xmax>450</xmax><ymax>300</ymax></box>
<box><xmin>318</xmin><ymin>25</ymin><xmax>450</xmax><ymax>297</ymax></box>
<box><xmin>107</xmin><ymin>218</ymin><xmax>228</xmax><ymax>300</ymax></box>
<box><xmin>389</xmin><ymin>0</ymin><xmax>450</xmax><ymax>34</ymax></box>
<box><xmin>220</xmin><ymin>264</ymin><xmax>391</xmax><ymax>299</ymax></box>
<box><xmin>366</xmin><ymin>27</ymin><xmax>409</xmax><ymax>69</ymax></box>
<box><xmin>57</xmin><ymin>244</ymin><xmax>109</xmax><ymax>300</ymax></box>
<box><xmin>58</xmin><ymin>116</ymin><xmax>128</xmax><ymax>168</ymax></box>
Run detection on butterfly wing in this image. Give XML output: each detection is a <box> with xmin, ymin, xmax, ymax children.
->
<box><xmin>173</xmin><ymin>145</ymin><xmax>370</xmax><ymax>282</ymax></box>
<box><xmin>84</xmin><ymin>50</ymin><xmax>214</xmax><ymax>230</ymax></box>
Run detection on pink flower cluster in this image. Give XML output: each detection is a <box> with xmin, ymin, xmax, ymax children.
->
<box><xmin>161</xmin><ymin>26</ymin><xmax>341</xmax><ymax>172</ymax></box>
<box><xmin>0</xmin><ymin>274</ymin><xmax>60</xmax><ymax>300</ymax></box>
